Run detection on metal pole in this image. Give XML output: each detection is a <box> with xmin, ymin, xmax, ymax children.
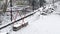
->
<box><xmin>10</xmin><ymin>0</ymin><xmax>12</xmax><ymax>21</ymax></box>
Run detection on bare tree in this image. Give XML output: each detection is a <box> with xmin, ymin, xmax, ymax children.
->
<box><xmin>3</xmin><ymin>0</ymin><xmax>8</xmax><ymax>13</ymax></box>
<box><xmin>0</xmin><ymin>0</ymin><xmax>8</xmax><ymax>25</ymax></box>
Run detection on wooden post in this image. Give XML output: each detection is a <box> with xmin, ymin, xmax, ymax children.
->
<box><xmin>10</xmin><ymin>0</ymin><xmax>12</xmax><ymax>21</ymax></box>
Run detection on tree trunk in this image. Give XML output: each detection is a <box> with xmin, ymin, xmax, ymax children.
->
<box><xmin>3</xmin><ymin>0</ymin><xmax>8</xmax><ymax>13</ymax></box>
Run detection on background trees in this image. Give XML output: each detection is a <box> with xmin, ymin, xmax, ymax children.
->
<box><xmin>39</xmin><ymin>0</ymin><xmax>46</xmax><ymax>7</ymax></box>
<box><xmin>28</xmin><ymin>0</ymin><xmax>46</xmax><ymax>10</ymax></box>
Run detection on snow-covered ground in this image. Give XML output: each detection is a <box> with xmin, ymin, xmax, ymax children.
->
<box><xmin>10</xmin><ymin>2</ymin><xmax>60</xmax><ymax>33</ymax></box>
<box><xmin>1</xmin><ymin>1</ymin><xmax>60</xmax><ymax>34</ymax></box>
<box><xmin>53</xmin><ymin>1</ymin><xmax>60</xmax><ymax>14</ymax></box>
<box><xmin>1</xmin><ymin>9</ymin><xmax>60</xmax><ymax>34</ymax></box>
<box><xmin>9</xmin><ymin>11</ymin><xmax>60</xmax><ymax>34</ymax></box>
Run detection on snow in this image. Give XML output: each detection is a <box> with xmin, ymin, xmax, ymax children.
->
<box><xmin>10</xmin><ymin>11</ymin><xmax>60</xmax><ymax>34</ymax></box>
<box><xmin>0</xmin><ymin>13</ymin><xmax>11</xmax><ymax>28</ymax></box>
<box><xmin>0</xmin><ymin>32</ymin><xmax>7</xmax><ymax>34</ymax></box>
<box><xmin>13</xmin><ymin>20</ymin><xmax>23</xmax><ymax>27</ymax></box>
<box><xmin>1</xmin><ymin>10</ymin><xmax>60</xmax><ymax>34</ymax></box>
<box><xmin>1</xmin><ymin>1</ymin><xmax>60</xmax><ymax>34</ymax></box>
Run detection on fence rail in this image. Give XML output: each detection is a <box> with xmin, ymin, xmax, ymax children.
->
<box><xmin>0</xmin><ymin>9</ymin><xmax>40</xmax><ymax>30</ymax></box>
